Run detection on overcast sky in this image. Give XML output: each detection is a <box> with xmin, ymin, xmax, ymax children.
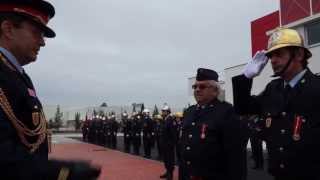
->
<box><xmin>24</xmin><ymin>0</ymin><xmax>278</xmax><ymax>109</ymax></box>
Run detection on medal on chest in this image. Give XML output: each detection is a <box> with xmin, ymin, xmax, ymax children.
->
<box><xmin>292</xmin><ymin>115</ymin><xmax>303</xmax><ymax>141</ymax></box>
<box><xmin>265</xmin><ymin>117</ymin><xmax>272</xmax><ymax>128</ymax></box>
<box><xmin>200</xmin><ymin>124</ymin><xmax>208</xmax><ymax>139</ymax></box>
<box><xmin>32</xmin><ymin>112</ymin><xmax>40</xmax><ymax>126</ymax></box>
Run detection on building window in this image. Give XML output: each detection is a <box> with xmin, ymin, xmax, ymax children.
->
<box><xmin>306</xmin><ymin>19</ymin><xmax>320</xmax><ymax>46</ymax></box>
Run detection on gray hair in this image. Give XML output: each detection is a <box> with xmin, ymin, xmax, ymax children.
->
<box><xmin>208</xmin><ymin>80</ymin><xmax>221</xmax><ymax>95</ymax></box>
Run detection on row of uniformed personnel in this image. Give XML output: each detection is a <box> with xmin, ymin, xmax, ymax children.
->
<box><xmin>82</xmin><ymin>115</ymin><xmax>119</xmax><ymax>148</ymax></box>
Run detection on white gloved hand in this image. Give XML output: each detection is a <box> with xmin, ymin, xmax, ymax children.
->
<box><xmin>243</xmin><ymin>50</ymin><xmax>268</xmax><ymax>79</ymax></box>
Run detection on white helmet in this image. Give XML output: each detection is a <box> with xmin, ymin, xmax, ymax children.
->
<box><xmin>143</xmin><ymin>109</ymin><xmax>150</xmax><ymax>113</ymax></box>
<box><xmin>162</xmin><ymin>105</ymin><xmax>170</xmax><ymax>111</ymax></box>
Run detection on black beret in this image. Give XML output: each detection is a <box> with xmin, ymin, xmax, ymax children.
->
<box><xmin>196</xmin><ymin>68</ymin><xmax>219</xmax><ymax>81</ymax></box>
<box><xmin>0</xmin><ymin>0</ymin><xmax>56</xmax><ymax>38</ymax></box>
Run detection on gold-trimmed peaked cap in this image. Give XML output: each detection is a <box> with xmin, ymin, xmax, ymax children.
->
<box><xmin>0</xmin><ymin>0</ymin><xmax>56</xmax><ymax>38</ymax></box>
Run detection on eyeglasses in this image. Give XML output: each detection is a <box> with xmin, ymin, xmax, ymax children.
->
<box><xmin>192</xmin><ymin>84</ymin><xmax>212</xmax><ymax>90</ymax></box>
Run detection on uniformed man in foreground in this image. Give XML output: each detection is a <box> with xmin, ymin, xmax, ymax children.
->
<box><xmin>0</xmin><ymin>0</ymin><xmax>100</xmax><ymax>179</ymax></box>
<box><xmin>180</xmin><ymin>68</ymin><xmax>246</xmax><ymax>180</ymax></box>
<box><xmin>232</xmin><ymin>28</ymin><xmax>320</xmax><ymax>180</ymax></box>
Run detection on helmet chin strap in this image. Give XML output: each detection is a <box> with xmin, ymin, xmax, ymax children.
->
<box><xmin>271</xmin><ymin>50</ymin><xmax>295</xmax><ymax>77</ymax></box>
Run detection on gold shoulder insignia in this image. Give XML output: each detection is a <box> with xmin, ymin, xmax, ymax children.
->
<box><xmin>0</xmin><ymin>88</ymin><xmax>47</xmax><ymax>153</ymax></box>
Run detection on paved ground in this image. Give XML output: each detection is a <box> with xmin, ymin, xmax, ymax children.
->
<box><xmin>50</xmin><ymin>133</ymin><xmax>273</xmax><ymax>180</ymax></box>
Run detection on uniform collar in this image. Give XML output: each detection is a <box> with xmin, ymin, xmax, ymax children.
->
<box><xmin>284</xmin><ymin>69</ymin><xmax>307</xmax><ymax>88</ymax></box>
<box><xmin>0</xmin><ymin>47</ymin><xmax>24</xmax><ymax>74</ymax></box>
<box><xmin>196</xmin><ymin>99</ymin><xmax>217</xmax><ymax>110</ymax></box>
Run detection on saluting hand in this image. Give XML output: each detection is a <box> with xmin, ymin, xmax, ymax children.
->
<box><xmin>243</xmin><ymin>50</ymin><xmax>268</xmax><ymax>79</ymax></box>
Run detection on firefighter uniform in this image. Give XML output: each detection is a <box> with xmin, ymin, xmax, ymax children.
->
<box><xmin>132</xmin><ymin>114</ymin><xmax>142</xmax><ymax>155</ymax></box>
<box><xmin>180</xmin><ymin>101</ymin><xmax>245</xmax><ymax>180</ymax></box>
<box><xmin>82</xmin><ymin>119</ymin><xmax>90</xmax><ymax>142</ymax></box>
<box><xmin>159</xmin><ymin>107</ymin><xmax>177</xmax><ymax>180</ymax></box>
<box><xmin>179</xmin><ymin>68</ymin><xmax>246</xmax><ymax>180</ymax></box>
<box><xmin>142</xmin><ymin>112</ymin><xmax>154</xmax><ymax>158</ymax></box>
<box><xmin>232</xmin><ymin>28</ymin><xmax>320</xmax><ymax>180</ymax></box>
<box><xmin>154</xmin><ymin>115</ymin><xmax>163</xmax><ymax>160</ymax></box>
<box><xmin>110</xmin><ymin>116</ymin><xmax>119</xmax><ymax>149</ymax></box>
<box><xmin>122</xmin><ymin>114</ymin><xmax>132</xmax><ymax>153</ymax></box>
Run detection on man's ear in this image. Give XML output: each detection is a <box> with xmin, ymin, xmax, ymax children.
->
<box><xmin>0</xmin><ymin>20</ymin><xmax>15</xmax><ymax>40</ymax></box>
<box><xmin>295</xmin><ymin>48</ymin><xmax>306</xmax><ymax>62</ymax></box>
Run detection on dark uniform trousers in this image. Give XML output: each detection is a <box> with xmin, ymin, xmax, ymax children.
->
<box><xmin>132</xmin><ymin>118</ymin><xmax>142</xmax><ymax>155</ymax></box>
<box><xmin>180</xmin><ymin>100</ymin><xmax>246</xmax><ymax>180</ymax></box>
<box><xmin>154</xmin><ymin>121</ymin><xmax>162</xmax><ymax>159</ymax></box>
<box><xmin>142</xmin><ymin>117</ymin><xmax>154</xmax><ymax>157</ymax></box>
<box><xmin>0</xmin><ymin>53</ymin><xmax>100</xmax><ymax>180</ymax></box>
<box><xmin>232</xmin><ymin>70</ymin><xmax>320</xmax><ymax>179</ymax></box>
<box><xmin>110</xmin><ymin>120</ymin><xmax>119</xmax><ymax>149</ymax></box>
<box><xmin>160</xmin><ymin>115</ymin><xmax>177</xmax><ymax>174</ymax></box>
<box><xmin>122</xmin><ymin>120</ymin><xmax>132</xmax><ymax>153</ymax></box>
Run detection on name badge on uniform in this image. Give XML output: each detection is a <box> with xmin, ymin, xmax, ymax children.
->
<box><xmin>200</xmin><ymin>124</ymin><xmax>208</xmax><ymax>139</ymax></box>
<box><xmin>265</xmin><ymin>117</ymin><xmax>272</xmax><ymax>128</ymax></box>
<box><xmin>292</xmin><ymin>115</ymin><xmax>303</xmax><ymax>141</ymax></box>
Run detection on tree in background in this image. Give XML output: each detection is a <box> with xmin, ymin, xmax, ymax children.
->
<box><xmin>132</xmin><ymin>103</ymin><xmax>136</xmax><ymax>113</ymax></box>
<box><xmin>48</xmin><ymin>118</ymin><xmax>54</xmax><ymax>129</ymax></box>
<box><xmin>74</xmin><ymin>112</ymin><xmax>81</xmax><ymax>130</ymax></box>
<box><xmin>93</xmin><ymin>109</ymin><xmax>97</xmax><ymax>117</ymax></box>
<box><xmin>100</xmin><ymin>102</ymin><xmax>107</xmax><ymax>107</ymax></box>
<box><xmin>140</xmin><ymin>103</ymin><xmax>145</xmax><ymax>113</ymax></box>
<box><xmin>152</xmin><ymin>104</ymin><xmax>159</xmax><ymax>117</ymax></box>
<box><xmin>53</xmin><ymin>105</ymin><xmax>63</xmax><ymax>130</ymax></box>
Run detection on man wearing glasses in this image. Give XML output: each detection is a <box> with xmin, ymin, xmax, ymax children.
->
<box><xmin>179</xmin><ymin>68</ymin><xmax>246</xmax><ymax>180</ymax></box>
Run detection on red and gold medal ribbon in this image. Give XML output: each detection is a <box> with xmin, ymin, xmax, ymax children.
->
<box><xmin>293</xmin><ymin>115</ymin><xmax>302</xmax><ymax>141</ymax></box>
<box><xmin>200</xmin><ymin>124</ymin><xmax>208</xmax><ymax>139</ymax></box>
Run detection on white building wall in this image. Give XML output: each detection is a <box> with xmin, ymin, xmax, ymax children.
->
<box><xmin>308</xmin><ymin>45</ymin><xmax>320</xmax><ymax>74</ymax></box>
<box><xmin>224</xmin><ymin>62</ymin><xmax>275</xmax><ymax>104</ymax></box>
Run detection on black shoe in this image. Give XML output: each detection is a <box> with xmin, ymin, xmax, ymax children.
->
<box><xmin>160</xmin><ymin>172</ymin><xmax>167</xmax><ymax>178</ymax></box>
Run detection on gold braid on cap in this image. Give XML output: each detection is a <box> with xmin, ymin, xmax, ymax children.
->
<box><xmin>0</xmin><ymin>88</ymin><xmax>47</xmax><ymax>153</ymax></box>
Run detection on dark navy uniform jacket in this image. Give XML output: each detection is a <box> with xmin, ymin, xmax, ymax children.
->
<box><xmin>0</xmin><ymin>52</ymin><xmax>50</xmax><ymax>179</ymax></box>
<box><xmin>0</xmin><ymin>52</ymin><xmax>100</xmax><ymax>180</ymax></box>
<box><xmin>180</xmin><ymin>100</ymin><xmax>246</xmax><ymax>180</ymax></box>
<box><xmin>232</xmin><ymin>70</ymin><xmax>320</xmax><ymax>178</ymax></box>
